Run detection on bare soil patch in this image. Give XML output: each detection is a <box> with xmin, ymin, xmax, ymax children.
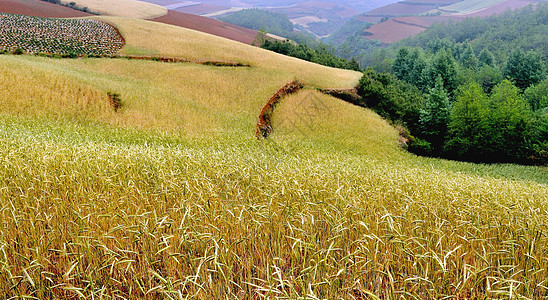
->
<box><xmin>256</xmin><ymin>81</ymin><xmax>302</xmax><ymax>139</ymax></box>
<box><xmin>0</xmin><ymin>0</ymin><xmax>91</xmax><ymax>18</ymax></box>
<box><xmin>152</xmin><ymin>10</ymin><xmax>258</xmax><ymax>45</ymax></box>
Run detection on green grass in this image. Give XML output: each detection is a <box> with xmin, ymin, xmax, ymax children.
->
<box><xmin>0</xmin><ymin>17</ymin><xmax>546</xmax><ymax>298</ymax></box>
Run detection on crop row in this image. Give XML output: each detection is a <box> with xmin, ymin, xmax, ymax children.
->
<box><xmin>0</xmin><ymin>13</ymin><xmax>123</xmax><ymax>56</ymax></box>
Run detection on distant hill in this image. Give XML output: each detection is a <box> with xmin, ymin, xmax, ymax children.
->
<box><xmin>358</xmin><ymin>0</ymin><xmax>542</xmax><ymax>43</ymax></box>
<box><xmin>152</xmin><ymin>10</ymin><xmax>259</xmax><ymax>45</ymax></box>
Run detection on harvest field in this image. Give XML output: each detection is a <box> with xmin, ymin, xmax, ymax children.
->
<box><xmin>0</xmin><ymin>13</ymin><xmax>123</xmax><ymax>55</ymax></box>
<box><xmin>60</xmin><ymin>0</ymin><xmax>167</xmax><ymax>19</ymax></box>
<box><xmin>0</xmin><ymin>15</ymin><xmax>547</xmax><ymax>299</ymax></box>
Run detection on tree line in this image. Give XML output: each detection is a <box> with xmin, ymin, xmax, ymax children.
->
<box><xmin>357</xmin><ymin>43</ymin><xmax>547</xmax><ymax>165</ymax></box>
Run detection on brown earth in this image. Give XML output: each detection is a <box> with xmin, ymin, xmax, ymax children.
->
<box><xmin>0</xmin><ymin>0</ymin><xmax>91</xmax><ymax>17</ymax></box>
<box><xmin>152</xmin><ymin>10</ymin><xmax>259</xmax><ymax>45</ymax></box>
<box><xmin>256</xmin><ymin>81</ymin><xmax>302</xmax><ymax>139</ymax></box>
<box><xmin>466</xmin><ymin>0</ymin><xmax>535</xmax><ymax>17</ymax></box>
<box><xmin>363</xmin><ymin>0</ymin><xmax>537</xmax><ymax>44</ymax></box>
<box><xmin>174</xmin><ymin>4</ymin><xmax>227</xmax><ymax>15</ymax></box>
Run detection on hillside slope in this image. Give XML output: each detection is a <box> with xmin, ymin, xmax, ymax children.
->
<box><xmin>0</xmin><ymin>14</ymin><xmax>546</xmax><ymax>300</ymax></box>
<box><xmin>359</xmin><ymin>0</ymin><xmax>540</xmax><ymax>43</ymax></box>
<box><xmin>0</xmin><ymin>0</ymin><xmax>91</xmax><ymax>17</ymax></box>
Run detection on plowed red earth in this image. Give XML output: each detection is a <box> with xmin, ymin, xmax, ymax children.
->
<box><xmin>0</xmin><ymin>0</ymin><xmax>90</xmax><ymax>17</ymax></box>
<box><xmin>152</xmin><ymin>10</ymin><xmax>258</xmax><ymax>45</ymax></box>
<box><xmin>364</xmin><ymin>0</ymin><xmax>537</xmax><ymax>44</ymax></box>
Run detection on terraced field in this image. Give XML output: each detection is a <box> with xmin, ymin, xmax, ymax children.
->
<box><xmin>60</xmin><ymin>0</ymin><xmax>167</xmax><ymax>19</ymax></box>
<box><xmin>0</xmin><ymin>13</ymin><xmax>123</xmax><ymax>56</ymax></box>
<box><xmin>0</xmin><ymin>13</ymin><xmax>546</xmax><ymax>300</ymax></box>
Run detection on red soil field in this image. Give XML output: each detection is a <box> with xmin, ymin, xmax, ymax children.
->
<box><xmin>360</xmin><ymin>2</ymin><xmax>439</xmax><ymax>17</ymax></box>
<box><xmin>174</xmin><ymin>4</ymin><xmax>227</xmax><ymax>15</ymax></box>
<box><xmin>152</xmin><ymin>10</ymin><xmax>259</xmax><ymax>45</ymax></box>
<box><xmin>365</xmin><ymin>19</ymin><xmax>429</xmax><ymax>43</ymax></box>
<box><xmin>0</xmin><ymin>0</ymin><xmax>90</xmax><ymax>18</ymax></box>
<box><xmin>467</xmin><ymin>0</ymin><xmax>536</xmax><ymax>17</ymax></box>
<box><xmin>363</xmin><ymin>0</ymin><xmax>537</xmax><ymax>44</ymax></box>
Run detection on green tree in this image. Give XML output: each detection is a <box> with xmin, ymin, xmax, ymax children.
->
<box><xmin>459</xmin><ymin>43</ymin><xmax>478</xmax><ymax>69</ymax></box>
<box><xmin>423</xmin><ymin>48</ymin><xmax>459</xmax><ymax>96</ymax></box>
<box><xmin>419</xmin><ymin>75</ymin><xmax>451</xmax><ymax>152</ymax></box>
<box><xmin>503</xmin><ymin>49</ymin><xmax>546</xmax><ymax>90</ymax></box>
<box><xmin>524</xmin><ymin>78</ymin><xmax>548</xmax><ymax>111</ymax></box>
<box><xmin>483</xmin><ymin>80</ymin><xmax>531</xmax><ymax>161</ymax></box>
<box><xmin>477</xmin><ymin>48</ymin><xmax>496</xmax><ymax>67</ymax></box>
<box><xmin>445</xmin><ymin>82</ymin><xmax>489</xmax><ymax>160</ymax></box>
<box><xmin>392</xmin><ymin>47</ymin><xmax>426</xmax><ymax>88</ymax></box>
<box><xmin>473</xmin><ymin>65</ymin><xmax>503</xmax><ymax>93</ymax></box>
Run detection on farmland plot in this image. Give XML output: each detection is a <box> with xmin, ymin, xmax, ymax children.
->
<box><xmin>0</xmin><ymin>13</ymin><xmax>123</xmax><ymax>56</ymax></box>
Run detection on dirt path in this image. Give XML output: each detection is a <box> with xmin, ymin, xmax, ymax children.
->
<box><xmin>256</xmin><ymin>81</ymin><xmax>302</xmax><ymax>139</ymax></box>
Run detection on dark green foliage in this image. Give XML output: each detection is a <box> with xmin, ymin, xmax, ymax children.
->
<box><xmin>445</xmin><ymin>82</ymin><xmax>489</xmax><ymax>161</ymax></box>
<box><xmin>525</xmin><ymin>78</ymin><xmax>548</xmax><ymax>111</ymax></box>
<box><xmin>472</xmin><ymin>65</ymin><xmax>504</xmax><ymax>93</ymax></box>
<box><xmin>12</xmin><ymin>48</ymin><xmax>23</xmax><ymax>55</ymax></box>
<box><xmin>477</xmin><ymin>48</ymin><xmax>495</xmax><ymax>67</ymax></box>
<box><xmin>392</xmin><ymin>47</ymin><xmax>426</xmax><ymax>88</ymax></box>
<box><xmin>422</xmin><ymin>49</ymin><xmax>458</xmax><ymax>95</ymax></box>
<box><xmin>261</xmin><ymin>40</ymin><xmax>361</xmax><ymax>71</ymax></box>
<box><xmin>357</xmin><ymin>68</ymin><xmax>425</xmax><ymax>132</ymax></box>
<box><xmin>503</xmin><ymin>49</ymin><xmax>546</xmax><ymax>90</ymax></box>
<box><xmin>459</xmin><ymin>43</ymin><xmax>477</xmax><ymax>69</ymax></box>
<box><xmin>528</xmin><ymin>109</ymin><xmax>548</xmax><ymax>164</ymax></box>
<box><xmin>418</xmin><ymin>75</ymin><xmax>451</xmax><ymax>153</ymax></box>
<box><xmin>446</xmin><ymin>80</ymin><xmax>532</xmax><ymax>163</ymax></box>
<box><xmin>219</xmin><ymin>9</ymin><xmax>294</xmax><ymax>38</ymax></box>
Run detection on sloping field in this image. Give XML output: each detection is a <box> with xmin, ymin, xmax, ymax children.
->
<box><xmin>361</xmin><ymin>0</ymin><xmax>539</xmax><ymax>43</ymax></box>
<box><xmin>151</xmin><ymin>10</ymin><xmax>259</xmax><ymax>45</ymax></box>
<box><xmin>0</xmin><ymin>13</ymin><xmax>124</xmax><ymax>55</ymax></box>
<box><xmin>466</xmin><ymin>0</ymin><xmax>537</xmax><ymax>17</ymax></box>
<box><xmin>435</xmin><ymin>0</ymin><xmax>507</xmax><ymax>14</ymax></box>
<box><xmin>0</xmin><ymin>15</ymin><xmax>546</xmax><ymax>299</ymax></box>
<box><xmin>0</xmin><ymin>0</ymin><xmax>91</xmax><ymax>17</ymax></box>
<box><xmin>365</xmin><ymin>15</ymin><xmax>462</xmax><ymax>43</ymax></box>
<box><xmin>61</xmin><ymin>0</ymin><xmax>167</xmax><ymax>19</ymax></box>
<box><xmin>106</xmin><ymin>17</ymin><xmax>361</xmax><ymax>88</ymax></box>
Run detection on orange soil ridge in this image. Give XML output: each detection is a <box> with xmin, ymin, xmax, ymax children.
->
<box><xmin>256</xmin><ymin>81</ymin><xmax>302</xmax><ymax>139</ymax></box>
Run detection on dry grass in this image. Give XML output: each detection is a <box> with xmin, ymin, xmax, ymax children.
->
<box><xmin>63</xmin><ymin>0</ymin><xmax>167</xmax><ymax>19</ymax></box>
<box><xmin>0</xmin><ymin>39</ymin><xmax>546</xmax><ymax>298</ymax></box>
<box><xmin>101</xmin><ymin>17</ymin><xmax>362</xmax><ymax>89</ymax></box>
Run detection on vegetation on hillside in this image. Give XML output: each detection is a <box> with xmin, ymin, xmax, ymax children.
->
<box><xmin>0</xmin><ymin>52</ymin><xmax>546</xmax><ymax>299</ymax></box>
<box><xmin>328</xmin><ymin>2</ymin><xmax>548</xmax><ymax>69</ymax></box>
<box><xmin>260</xmin><ymin>39</ymin><xmax>361</xmax><ymax>71</ymax></box>
<box><xmin>220</xmin><ymin>9</ymin><xmax>294</xmax><ymax>39</ymax></box>
<box><xmin>0</xmin><ymin>13</ymin><xmax>123</xmax><ymax>56</ymax></box>
<box><xmin>0</xmin><ymin>10</ymin><xmax>547</xmax><ymax>299</ymax></box>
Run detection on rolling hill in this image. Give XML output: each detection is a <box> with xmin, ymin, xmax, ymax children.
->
<box><xmin>0</xmin><ymin>3</ymin><xmax>547</xmax><ymax>299</ymax></box>
<box><xmin>358</xmin><ymin>0</ymin><xmax>542</xmax><ymax>43</ymax></box>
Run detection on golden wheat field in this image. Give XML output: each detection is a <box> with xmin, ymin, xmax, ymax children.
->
<box><xmin>0</xmin><ymin>16</ymin><xmax>547</xmax><ymax>299</ymax></box>
<box><xmin>63</xmin><ymin>0</ymin><xmax>167</xmax><ymax>19</ymax></box>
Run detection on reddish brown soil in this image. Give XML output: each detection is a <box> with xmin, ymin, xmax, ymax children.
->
<box><xmin>152</xmin><ymin>10</ymin><xmax>259</xmax><ymax>45</ymax></box>
<box><xmin>360</xmin><ymin>2</ymin><xmax>439</xmax><ymax>17</ymax></box>
<box><xmin>363</xmin><ymin>0</ymin><xmax>536</xmax><ymax>44</ymax></box>
<box><xmin>0</xmin><ymin>0</ymin><xmax>91</xmax><ymax>17</ymax></box>
<box><xmin>174</xmin><ymin>4</ymin><xmax>227</xmax><ymax>15</ymax></box>
<box><xmin>467</xmin><ymin>0</ymin><xmax>535</xmax><ymax>17</ymax></box>
<box><xmin>256</xmin><ymin>81</ymin><xmax>302</xmax><ymax>139</ymax></box>
<box><xmin>365</xmin><ymin>19</ymin><xmax>429</xmax><ymax>43</ymax></box>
